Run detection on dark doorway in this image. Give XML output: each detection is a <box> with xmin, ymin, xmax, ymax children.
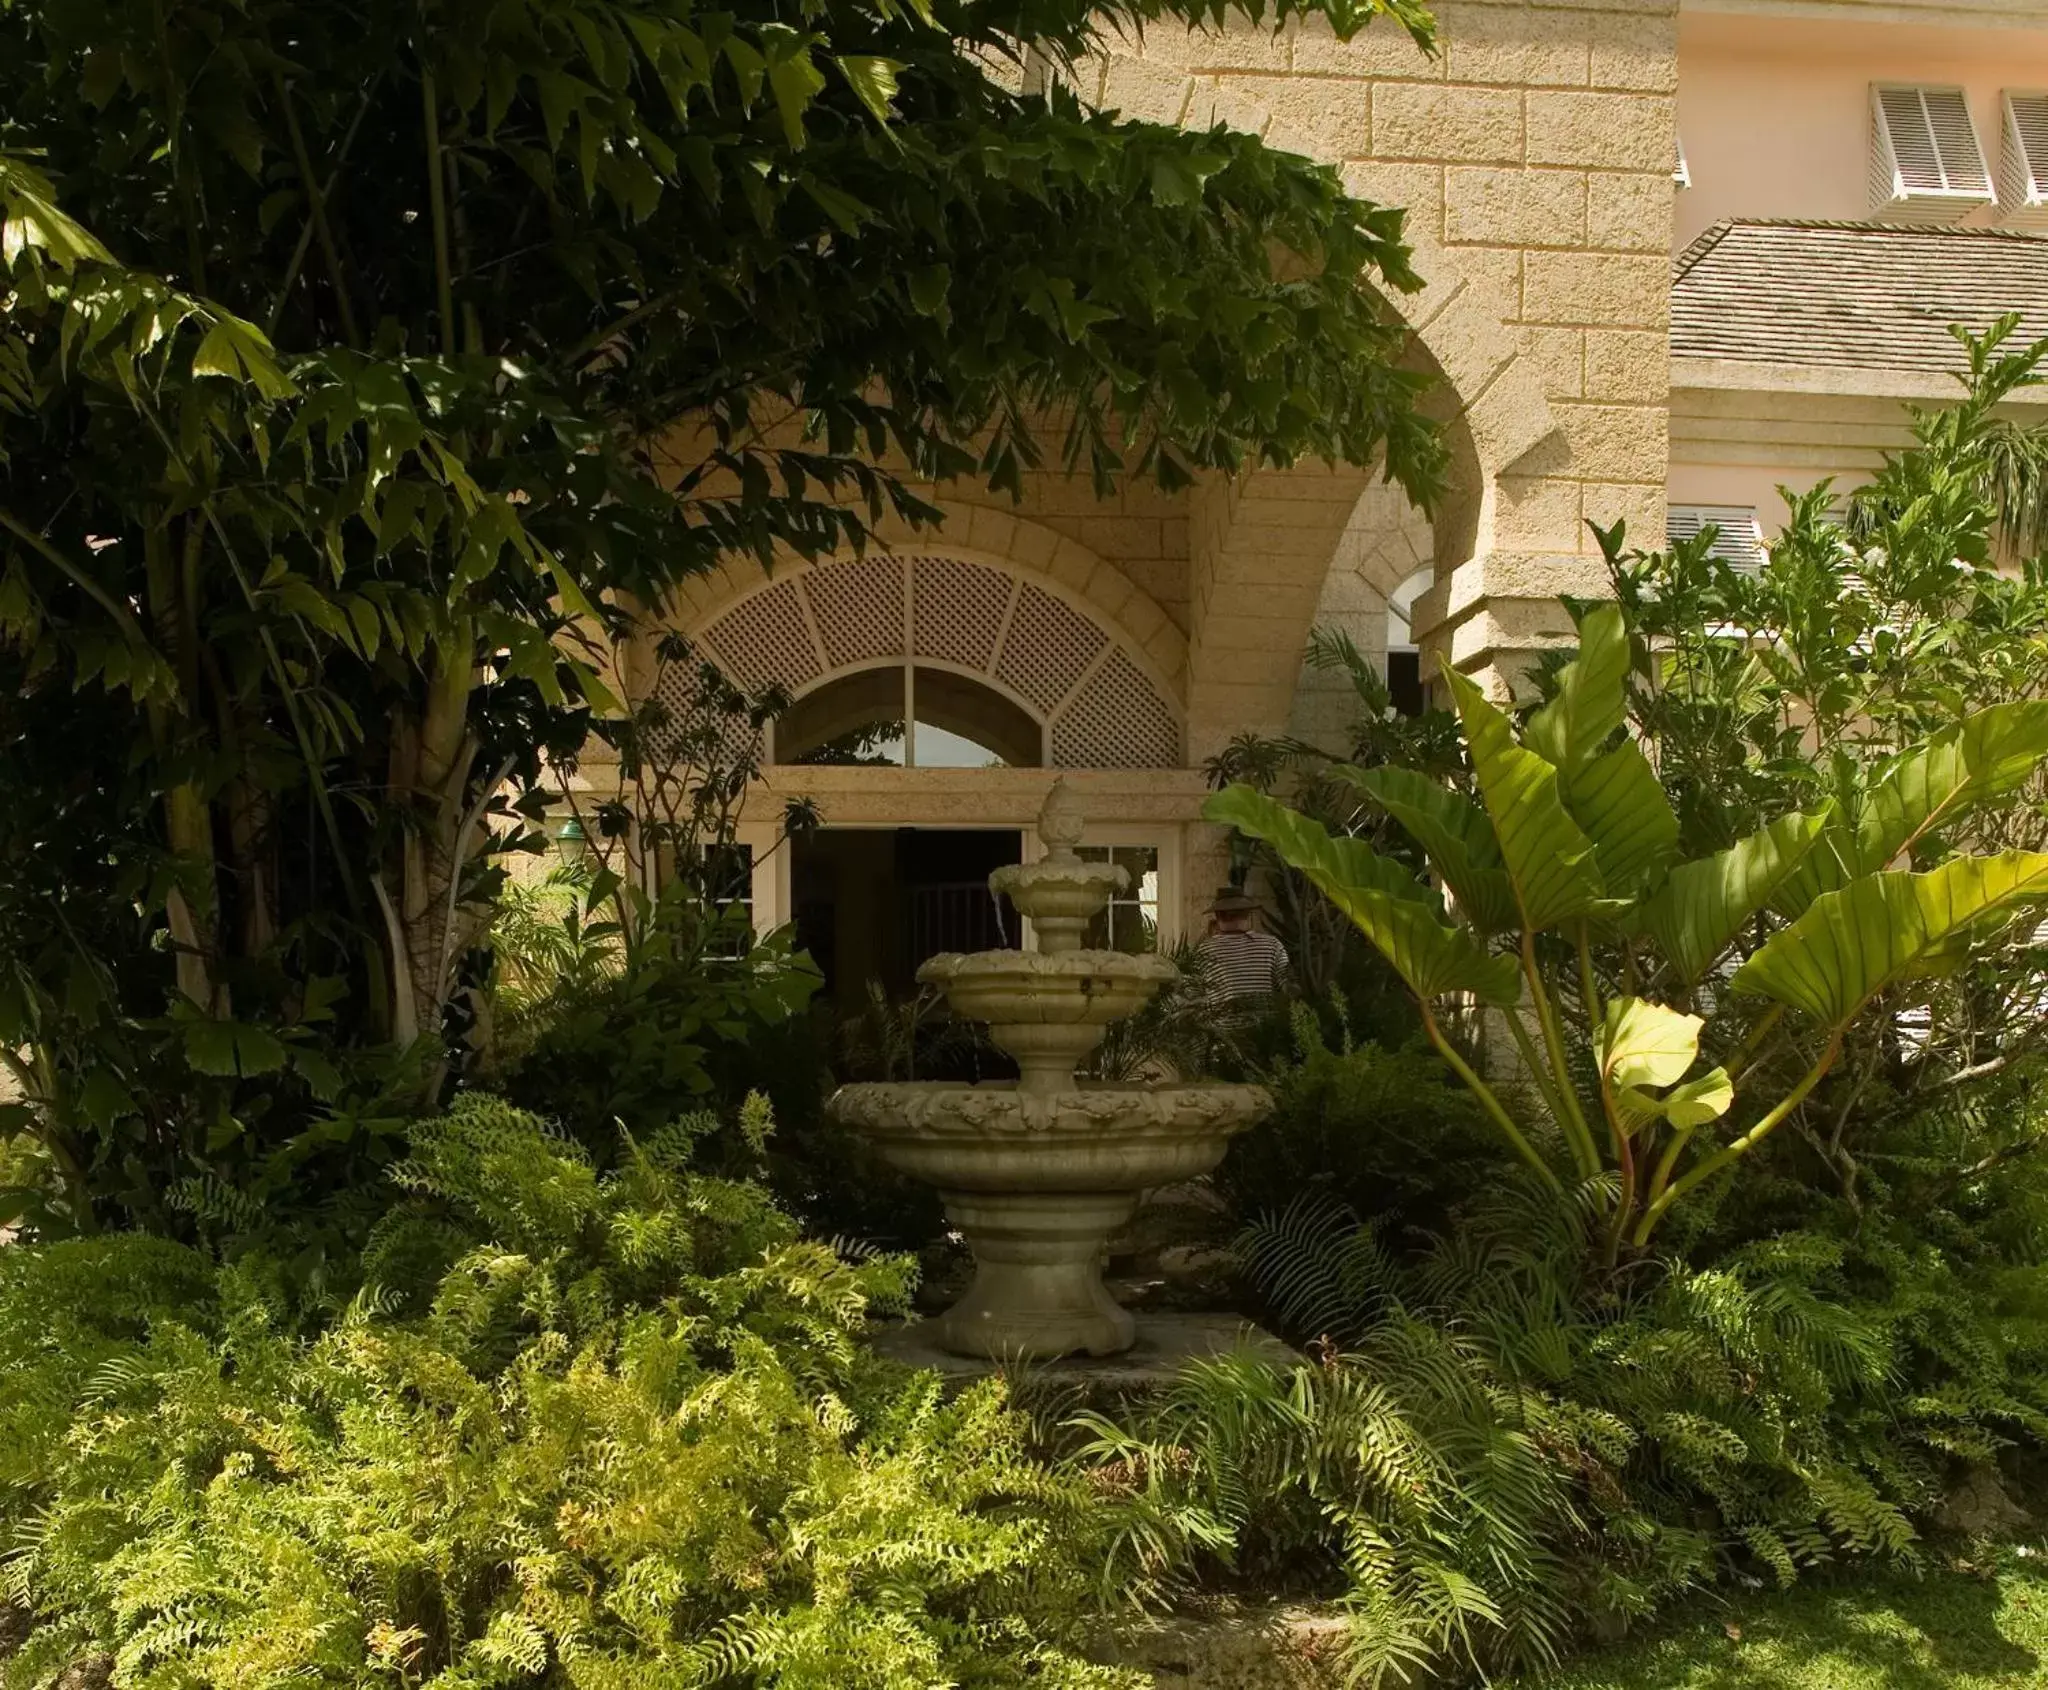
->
<box><xmin>793</xmin><ymin>827</ymin><xmax>1024</xmax><ymax>1015</ymax></box>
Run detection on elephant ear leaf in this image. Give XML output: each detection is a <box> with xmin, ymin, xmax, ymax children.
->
<box><xmin>1618</xmin><ymin>1066</ymin><xmax>1734</xmax><ymax>1132</ymax></box>
<box><xmin>1516</xmin><ymin>606</ymin><xmax>1676</xmax><ymax>894</ymax></box>
<box><xmin>1732</xmin><ymin>850</ymin><xmax>2048</xmax><ymax>1028</ymax></box>
<box><xmin>1205</xmin><ymin>785</ymin><xmax>1522</xmax><ymax>1006</ymax></box>
<box><xmin>1525</xmin><ymin>603</ymin><xmax>1630</xmax><ymax>773</ymax></box>
<box><xmin>1659</xmin><ymin>1067</ymin><xmax>1734</xmax><ymax>1130</ymax></box>
<box><xmin>1638</xmin><ymin>808</ymin><xmax>1830</xmax><ymax>987</ymax></box>
<box><xmin>1855</xmin><ymin>700</ymin><xmax>2048</xmax><ymax>868</ymax></box>
<box><xmin>1597</xmin><ymin>996</ymin><xmax>1703</xmax><ymax>1092</ymax></box>
<box><xmin>1443</xmin><ymin>663</ymin><xmax>1606</xmax><ymax>931</ymax></box>
<box><xmin>1562</xmin><ymin>740</ymin><xmax>1680</xmax><ymax>898</ymax></box>
<box><xmin>1778</xmin><ymin>702</ymin><xmax>2048</xmax><ymax>916</ymax></box>
<box><xmin>1599</xmin><ymin>997</ymin><xmax>1732</xmax><ymax>1133</ymax></box>
<box><xmin>1339</xmin><ymin>765</ymin><xmax>1517</xmax><ymax>933</ymax></box>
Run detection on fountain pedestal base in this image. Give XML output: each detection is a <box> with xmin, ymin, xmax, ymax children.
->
<box><xmin>937</xmin><ymin>1191</ymin><xmax>1139</xmax><ymax>1359</ymax></box>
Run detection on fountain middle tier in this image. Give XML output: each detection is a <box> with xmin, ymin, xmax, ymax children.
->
<box><xmin>918</xmin><ymin>948</ymin><xmax>1176</xmax><ymax>1091</ymax></box>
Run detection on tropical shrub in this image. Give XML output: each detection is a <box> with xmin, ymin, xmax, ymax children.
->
<box><xmin>1212</xmin><ymin>1001</ymin><xmax>1502</xmax><ymax>1239</ymax></box>
<box><xmin>1083</xmin><ymin>1094</ymin><xmax>2048</xmax><ymax>1685</ymax></box>
<box><xmin>0</xmin><ymin>1096</ymin><xmax>1142</xmax><ymax>1690</ymax></box>
<box><xmin>1615</xmin><ymin>324</ymin><xmax>2048</xmax><ymax>1106</ymax></box>
<box><xmin>1211</xmin><ymin>531</ymin><xmax>2048</xmax><ymax>1254</ymax></box>
<box><xmin>0</xmin><ymin>0</ymin><xmax>1442</xmax><ymax>1234</ymax></box>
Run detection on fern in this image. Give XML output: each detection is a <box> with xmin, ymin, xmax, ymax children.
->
<box><xmin>0</xmin><ymin>1098</ymin><xmax>1141</xmax><ymax>1690</ymax></box>
<box><xmin>1084</xmin><ymin>1113</ymin><xmax>2048</xmax><ymax>1685</ymax></box>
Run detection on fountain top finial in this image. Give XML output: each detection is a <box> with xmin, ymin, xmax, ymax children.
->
<box><xmin>1038</xmin><ymin>778</ymin><xmax>1087</xmax><ymax>859</ymax></box>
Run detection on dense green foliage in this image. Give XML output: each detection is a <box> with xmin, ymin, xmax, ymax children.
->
<box><xmin>1070</xmin><ymin>332</ymin><xmax>2048</xmax><ymax>1688</ymax></box>
<box><xmin>0</xmin><ymin>1097</ymin><xmax>1142</xmax><ymax>1690</ymax></box>
<box><xmin>1207</xmin><ymin>331</ymin><xmax>2048</xmax><ymax>1254</ymax></box>
<box><xmin>1513</xmin><ymin>1553</ymin><xmax>2048</xmax><ymax>1690</ymax></box>
<box><xmin>1084</xmin><ymin>1072</ymin><xmax>2048</xmax><ymax>1685</ymax></box>
<box><xmin>0</xmin><ymin>0</ymin><xmax>1441</xmax><ymax>1236</ymax></box>
<box><xmin>1212</xmin><ymin>1002</ymin><xmax>1496</xmax><ymax>1238</ymax></box>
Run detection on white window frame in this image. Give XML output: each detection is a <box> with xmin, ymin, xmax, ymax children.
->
<box><xmin>1028</xmin><ymin>822</ymin><xmax>1183</xmax><ymax>951</ymax></box>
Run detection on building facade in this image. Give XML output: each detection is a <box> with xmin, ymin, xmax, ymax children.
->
<box><xmin>624</xmin><ymin>0</ymin><xmax>2048</xmax><ymax>1010</ymax></box>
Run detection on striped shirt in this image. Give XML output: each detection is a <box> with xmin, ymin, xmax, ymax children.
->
<box><xmin>1197</xmin><ymin>930</ymin><xmax>1290</xmax><ymax>1003</ymax></box>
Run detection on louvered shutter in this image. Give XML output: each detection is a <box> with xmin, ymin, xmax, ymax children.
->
<box><xmin>1674</xmin><ymin>133</ymin><xmax>1690</xmax><ymax>190</ymax></box>
<box><xmin>2002</xmin><ymin>91</ymin><xmax>2048</xmax><ymax>221</ymax></box>
<box><xmin>1666</xmin><ymin>505</ymin><xmax>1765</xmax><ymax>575</ymax></box>
<box><xmin>1871</xmin><ymin>85</ymin><xmax>1994</xmax><ymax>218</ymax></box>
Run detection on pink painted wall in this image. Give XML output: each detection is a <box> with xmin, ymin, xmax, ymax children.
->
<box><xmin>1666</xmin><ymin>463</ymin><xmax>1858</xmax><ymax>536</ymax></box>
<box><xmin>1675</xmin><ymin>12</ymin><xmax>2048</xmax><ymax>250</ymax></box>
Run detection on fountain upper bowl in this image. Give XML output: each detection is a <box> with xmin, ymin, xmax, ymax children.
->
<box><xmin>918</xmin><ymin>949</ymin><xmax>1177</xmax><ymax>1026</ymax></box>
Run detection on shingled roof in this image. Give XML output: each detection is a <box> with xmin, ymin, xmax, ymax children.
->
<box><xmin>1671</xmin><ymin>220</ymin><xmax>2048</xmax><ymax>373</ymax></box>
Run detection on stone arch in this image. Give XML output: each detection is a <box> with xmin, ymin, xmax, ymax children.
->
<box><xmin>661</xmin><ymin>536</ymin><xmax>1187</xmax><ymax>770</ymax></box>
<box><xmin>1085</xmin><ymin>46</ymin><xmax>1560</xmax><ymax>502</ymax></box>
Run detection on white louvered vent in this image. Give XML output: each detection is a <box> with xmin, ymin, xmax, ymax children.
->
<box><xmin>1666</xmin><ymin>504</ymin><xmax>1765</xmax><ymax>575</ymax></box>
<box><xmin>1870</xmin><ymin>85</ymin><xmax>1994</xmax><ymax>220</ymax></box>
<box><xmin>1674</xmin><ymin>134</ymin><xmax>1690</xmax><ymax>190</ymax></box>
<box><xmin>2001</xmin><ymin>91</ymin><xmax>2048</xmax><ymax>223</ymax></box>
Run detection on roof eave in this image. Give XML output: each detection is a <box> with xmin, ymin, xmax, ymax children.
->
<box><xmin>1670</xmin><ymin>353</ymin><xmax>2048</xmax><ymax>404</ymax></box>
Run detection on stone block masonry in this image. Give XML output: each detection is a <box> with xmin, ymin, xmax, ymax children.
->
<box><xmin>1093</xmin><ymin>0</ymin><xmax>1677</xmax><ymax>690</ymax></box>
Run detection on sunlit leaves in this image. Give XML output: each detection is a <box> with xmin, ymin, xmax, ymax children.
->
<box><xmin>0</xmin><ymin>153</ymin><xmax>110</xmax><ymax>269</ymax></box>
<box><xmin>1636</xmin><ymin>808</ymin><xmax>1829</xmax><ymax>988</ymax></box>
<box><xmin>1442</xmin><ymin>665</ymin><xmax>1605</xmax><ymax>930</ymax></box>
<box><xmin>1733</xmin><ymin>851</ymin><xmax>2048</xmax><ymax>1028</ymax></box>
<box><xmin>1341</xmin><ymin>764</ymin><xmax>1515</xmax><ymax>933</ymax></box>
<box><xmin>1597</xmin><ymin>997</ymin><xmax>1703</xmax><ymax>1093</ymax></box>
<box><xmin>1205</xmin><ymin>784</ymin><xmax>1521</xmax><ymax>1006</ymax></box>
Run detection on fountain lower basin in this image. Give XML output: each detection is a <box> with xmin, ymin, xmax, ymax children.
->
<box><xmin>833</xmin><ymin>1080</ymin><xmax>1268</xmax><ymax>1359</ymax></box>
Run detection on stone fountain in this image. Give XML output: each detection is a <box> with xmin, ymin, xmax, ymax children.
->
<box><xmin>828</xmin><ymin>781</ymin><xmax>1271</xmax><ymax>1359</ymax></box>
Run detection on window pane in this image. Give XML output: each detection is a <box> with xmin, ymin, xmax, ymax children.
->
<box><xmin>912</xmin><ymin>667</ymin><xmax>1041</xmax><ymax>767</ymax></box>
<box><xmin>776</xmin><ymin>668</ymin><xmax>907</xmax><ymax>764</ymax></box>
<box><xmin>1075</xmin><ymin>844</ymin><xmax>1160</xmax><ymax>953</ymax></box>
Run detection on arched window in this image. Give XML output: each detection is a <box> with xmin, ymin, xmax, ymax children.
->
<box><xmin>690</xmin><ymin>552</ymin><xmax>1182</xmax><ymax>769</ymax></box>
<box><xmin>1386</xmin><ymin>566</ymin><xmax>1432</xmax><ymax>717</ymax></box>
<box><xmin>774</xmin><ymin>664</ymin><xmax>1045</xmax><ymax>768</ymax></box>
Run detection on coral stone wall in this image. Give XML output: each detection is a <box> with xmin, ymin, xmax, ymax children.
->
<box><xmin>1091</xmin><ymin>0</ymin><xmax>1678</xmax><ymax>695</ymax></box>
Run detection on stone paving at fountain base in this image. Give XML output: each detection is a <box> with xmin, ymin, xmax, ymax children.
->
<box><xmin>869</xmin><ymin>1308</ymin><xmax>1299</xmax><ymax>1391</ymax></box>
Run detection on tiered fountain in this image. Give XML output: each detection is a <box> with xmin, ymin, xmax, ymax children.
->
<box><xmin>828</xmin><ymin>781</ymin><xmax>1271</xmax><ymax>1359</ymax></box>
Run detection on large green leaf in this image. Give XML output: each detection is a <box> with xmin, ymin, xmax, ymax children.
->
<box><xmin>1778</xmin><ymin>702</ymin><xmax>2048</xmax><ymax>915</ymax></box>
<box><xmin>1339</xmin><ymin>765</ymin><xmax>1517</xmax><ymax>933</ymax></box>
<box><xmin>1597</xmin><ymin>996</ymin><xmax>1703</xmax><ymax>1090</ymax></box>
<box><xmin>1525</xmin><ymin>603</ymin><xmax>1629</xmax><ymax>773</ymax></box>
<box><xmin>1857</xmin><ymin>701</ymin><xmax>2048</xmax><ymax>865</ymax></box>
<box><xmin>1732</xmin><ymin>850</ymin><xmax>2048</xmax><ymax>1027</ymax></box>
<box><xmin>1598</xmin><ymin>998</ymin><xmax>1734</xmax><ymax>1134</ymax></box>
<box><xmin>1443</xmin><ymin>665</ymin><xmax>1606</xmax><ymax>931</ymax></box>
<box><xmin>1638</xmin><ymin>808</ymin><xmax>1830</xmax><ymax>987</ymax></box>
<box><xmin>1563</xmin><ymin>740</ymin><xmax>1680</xmax><ymax>897</ymax></box>
<box><xmin>1205</xmin><ymin>785</ymin><xmax>1521</xmax><ymax>1006</ymax></box>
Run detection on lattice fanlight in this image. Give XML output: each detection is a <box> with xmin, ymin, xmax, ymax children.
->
<box><xmin>697</xmin><ymin>555</ymin><xmax>1181</xmax><ymax>769</ymax></box>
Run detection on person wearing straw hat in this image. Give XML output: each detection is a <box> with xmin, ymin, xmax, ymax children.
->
<box><xmin>1196</xmin><ymin>884</ymin><xmax>1290</xmax><ymax>1010</ymax></box>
